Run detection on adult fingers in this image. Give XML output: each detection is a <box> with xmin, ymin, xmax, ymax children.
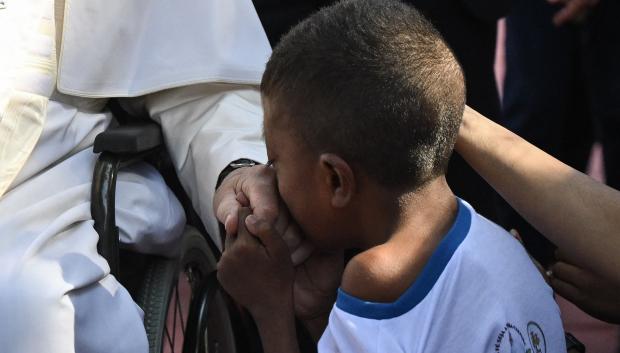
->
<box><xmin>225</xmin><ymin>205</ymin><xmax>240</xmax><ymax>236</ymax></box>
<box><xmin>550</xmin><ymin>277</ymin><xmax>585</xmax><ymax>304</ymax></box>
<box><xmin>214</xmin><ymin>175</ymin><xmax>241</xmax><ymax>235</ymax></box>
<box><xmin>224</xmin><ymin>230</ymin><xmax>236</xmax><ymax>251</ymax></box>
<box><xmin>215</xmin><ymin>165</ymin><xmax>279</xmax><ymax>234</ymax></box>
<box><xmin>236</xmin><ymin>191</ymin><xmax>250</xmax><ymax>206</ymax></box>
<box><xmin>237</xmin><ymin>207</ymin><xmax>260</xmax><ymax>246</ymax></box>
<box><xmin>549</xmin><ymin>261</ymin><xmax>588</xmax><ymax>288</ymax></box>
<box><xmin>245</xmin><ymin>200</ymin><xmax>288</xmax><ymax>244</ymax></box>
<box><xmin>223</xmin><ymin>207</ymin><xmax>252</xmax><ymax>250</ymax></box>
<box><xmin>245</xmin><ymin>214</ymin><xmax>289</xmax><ymax>259</ymax></box>
<box><xmin>240</xmin><ymin>166</ymin><xmax>279</xmax><ymax>223</ymax></box>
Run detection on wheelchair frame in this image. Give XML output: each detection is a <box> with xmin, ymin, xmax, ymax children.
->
<box><xmin>90</xmin><ymin>105</ymin><xmax>261</xmax><ymax>353</ymax></box>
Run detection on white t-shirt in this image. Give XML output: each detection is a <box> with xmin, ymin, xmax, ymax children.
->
<box><xmin>318</xmin><ymin>199</ymin><xmax>566</xmax><ymax>353</ymax></box>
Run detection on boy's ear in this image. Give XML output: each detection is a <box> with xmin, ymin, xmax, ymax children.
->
<box><xmin>319</xmin><ymin>153</ymin><xmax>355</xmax><ymax>208</ymax></box>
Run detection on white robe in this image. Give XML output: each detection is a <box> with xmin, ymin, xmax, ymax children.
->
<box><xmin>0</xmin><ymin>0</ymin><xmax>270</xmax><ymax>352</ymax></box>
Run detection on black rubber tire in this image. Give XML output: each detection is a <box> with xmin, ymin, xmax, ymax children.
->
<box><xmin>136</xmin><ymin>226</ymin><xmax>216</xmax><ymax>353</ymax></box>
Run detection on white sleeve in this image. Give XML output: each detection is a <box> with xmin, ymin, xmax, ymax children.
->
<box><xmin>123</xmin><ymin>83</ymin><xmax>267</xmax><ymax>248</ymax></box>
<box><xmin>318</xmin><ymin>308</ymin><xmax>381</xmax><ymax>353</ymax></box>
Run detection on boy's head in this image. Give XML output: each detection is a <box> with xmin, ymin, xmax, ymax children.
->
<box><xmin>261</xmin><ymin>0</ymin><xmax>465</xmax><ymax>249</ymax></box>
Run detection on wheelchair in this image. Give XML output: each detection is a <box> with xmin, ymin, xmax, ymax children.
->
<box><xmin>90</xmin><ymin>102</ymin><xmax>263</xmax><ymax>353</ymax></box>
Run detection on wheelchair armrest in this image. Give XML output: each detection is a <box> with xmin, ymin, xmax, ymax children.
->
<box><xmin>93</xmin><ymin>123</ymin><xmax>163</xmax><ymax>154</ymax></box>
<box><xmin>92</xmin><ymin>122</ymin><xmax>164</xmax><ymax>277</ymax></box>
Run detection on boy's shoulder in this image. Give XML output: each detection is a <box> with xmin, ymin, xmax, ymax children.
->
<box><xmin>341</xmin><ymin>248</ymin><xmax>399</xmax><ymax>303</ymax></box>
<box><xmin>341</xmin><ymin>244</ymin><xmax>422</xmax><ymax>303</ymax></box>
<box><xmin>341</xmin><ymin>198</ymin><xmax>472</xmax><ymax>303</ymax></box>
<box><xmin>341</xmin><ymin>246</ymin><xmax>395</xmax><ymax>302</ymax></box>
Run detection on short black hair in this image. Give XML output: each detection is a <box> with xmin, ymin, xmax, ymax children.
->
<box><xmin>262</xmin><ymin>0</ymin><xmax>465</xmax><ymax>190</ymax></box>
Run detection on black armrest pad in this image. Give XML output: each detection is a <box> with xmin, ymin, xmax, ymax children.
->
<box><xmin>94</xmin><ymin>123</ymin><xmax>163</xmax><ymax>154</ymax></box>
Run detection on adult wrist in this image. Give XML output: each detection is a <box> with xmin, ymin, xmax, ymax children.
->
<box><xmin>454</xmin><ymin>105</ymin><xmax>480</xmax><ymax>152</ymax></box>
<box><xmin>216</xmin><ymin>158</ymin><xmax>259</xmax><ymax>189</ymax></box>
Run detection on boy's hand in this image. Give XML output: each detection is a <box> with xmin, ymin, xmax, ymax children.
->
<box><xmin>254</xmin><ymin>208</ymin><xmax>340</xmax><ymax>322</ymax></box>
<box><xmin>294</xmin><ymin>250</ymin><xmax>343</xmax><ymax>321</ymax></box>
<box><xmin>293</xmin><ymin>250</ymin><xmax>343</xmax><ymax>342</ymax></box>
<box><xmin>217</xmin><ymin>208</ymin><xmax>295</xmax><ymax>320</ymax></box>
<box><xmin>231</xmin><ymin>189</ymin><xmax>315</xmax><ymax>266</ymax></box>
<box><xmin>264</xmin><ymin>202</ymin><xmax>315</xmax><ymax>266</ymax></box>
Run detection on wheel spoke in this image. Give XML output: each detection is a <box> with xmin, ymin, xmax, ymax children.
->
<box><xmin>176</xmin><ymin>282</ymin><xmax>186</xmax><ymax>336</ymax></box>
<box><xmin>140</xmin><ymin>231</ymin><xmax>213</xmax><ymax>353</ymax></box>
<box><xmin>165</xmin><ymin>324</ymin><xmax>174</xmax><ymax>351</ymax></box>
<box><xmin>172</xmin><ymin>288</ymin><xmax>178</xmax><ymax>350</ymax></box>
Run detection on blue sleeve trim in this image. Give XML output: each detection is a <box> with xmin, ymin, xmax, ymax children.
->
<box><xmin>335</xmin><ymin>198</ymin><xmax>472</xmax><ymax>320</ymax></box>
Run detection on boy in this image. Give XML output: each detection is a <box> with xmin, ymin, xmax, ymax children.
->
<box><xmin>217</xmin><ymin>0</ymin><xmax>567</xmax><ymax>352</ymax></box>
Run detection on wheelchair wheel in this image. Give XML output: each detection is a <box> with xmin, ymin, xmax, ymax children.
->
<box><xmin>182</xmin><ymin>270</ymin><xmax>253</xmax><ymax>353</ymax></box>
<box><xmin>137</xmin><ymin>226</ymin><xmax>217</xmax><ymax>353</ymax></box>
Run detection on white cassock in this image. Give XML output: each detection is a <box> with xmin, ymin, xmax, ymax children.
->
<box><xmin>0</xmin><ymin>0</ymin><xmax>270</xmax><ymax>352</ymax></box>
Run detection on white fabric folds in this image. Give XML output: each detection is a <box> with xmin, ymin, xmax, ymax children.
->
<box><xmin>57</xmin><ymin>0</ymin><xmax>272</xmax><ymax>97</ymax></box>
<box><xmin>0</xmin><ymin>0</ymin><xmax>57</xmax><ymax>198</ymax></box>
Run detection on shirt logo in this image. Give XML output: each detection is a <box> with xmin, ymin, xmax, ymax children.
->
<box><xmin>494</xmin><ymin>321</ymin><xmax>547</xmax><ymax>353</ymax></box>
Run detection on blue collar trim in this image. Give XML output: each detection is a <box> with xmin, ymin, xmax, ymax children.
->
<box><xmin>335</xmin><ymin>198</ymin><xmax>472</xmax><ymax>320</ymax></box>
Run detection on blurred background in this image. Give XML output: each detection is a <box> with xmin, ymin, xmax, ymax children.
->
<box><xmin>495</xmin><ymin>18</ymin><xmax>619</xmax><ymax>353</ymax></box>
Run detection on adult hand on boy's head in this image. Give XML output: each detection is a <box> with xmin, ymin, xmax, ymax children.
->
<box><xmin>217</xmin><ymin>207</ymin><xmax>295</xmax><ymax>319</ymax></box>
<box><xmin>214</xmin><ymin>165</ymin><xmax>279</xmax><ymax>237</ymax></box>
